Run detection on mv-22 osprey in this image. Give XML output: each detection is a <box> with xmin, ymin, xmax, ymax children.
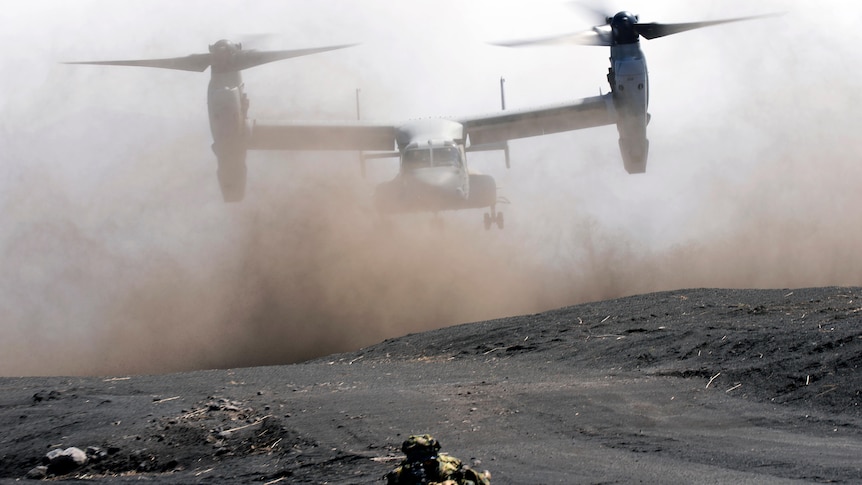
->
<box><xmin>69</xmin><ymin>10</ymin><xmax>776</xmax><ymax>229</ymax></box>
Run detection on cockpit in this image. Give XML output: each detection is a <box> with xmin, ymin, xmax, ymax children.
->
<box><xmin>402</xmin><ymin>145</ymin><xmax>462</xmax><ymax>171</ymax></box>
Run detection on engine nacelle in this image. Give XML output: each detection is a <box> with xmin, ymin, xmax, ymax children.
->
<box><xmin>207</xmin><ymin>84</ymin><xmax>249</xmax><ymax>201</ymax></box>
<box><xmin>609</xmin><ymin>44</ymin><xmax>650</xmax><ymax>174</ymax></box>
<box><xmin>213</xmin><ymin>142</ymin><xmax>247</xmax><ymax>202</ymax></box>
<box><xmin>614</xmin><ymin>110</ymin><xmax>649</xmax><ymax>174</ymax></box>
<box><xmin>618</xmin><ymin>137</ymin><xmax>648</xmax><ymax>174</ymax></box>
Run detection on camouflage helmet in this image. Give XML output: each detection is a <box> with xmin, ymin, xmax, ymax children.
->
<box><xmin>401</xmin><ymin>434</ymin><xmax>441</xmax><ymax>459</ymax></box>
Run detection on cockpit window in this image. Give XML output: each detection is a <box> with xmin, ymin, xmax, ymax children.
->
<box><xmin>403</xmin><ymin>148</ymin><xmax>431</xmax><ymax>169</ymax></box>
<box><xmin>402</xmin><ymin>146</ymin><xmax>461</xmax><ymax>170</ymax></box>
<box><xmin>431</xmin><ymin>146</ymin><xmax>460</xmax><ymax>166</ymax></box>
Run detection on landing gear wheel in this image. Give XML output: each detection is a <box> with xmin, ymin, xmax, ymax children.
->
<box><xmin>484</xmin><ymin>205</ymin><xmax>504</xmax><ymax>230</ymax></box>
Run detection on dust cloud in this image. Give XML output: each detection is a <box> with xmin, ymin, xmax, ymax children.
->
<box><xmin>2</xmin><ymin>0</ymin><xmax>862</xmax><ymax>376</ymax></box>
<box><xmin>6</xmin><ymin>119</ymin><xmax>862</xmax><ymax>378</ymax></box>
<box><xmin>0</xmin><ymin>144</ymin><xmax>589</xmax><ymax>377</ymax></box>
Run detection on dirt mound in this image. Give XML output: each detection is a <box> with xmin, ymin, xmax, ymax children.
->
<box><xmin>2</xmin><ymin>287</ymin><xmax>861</xmax><ymax>483</ymax></box>
<box><xmin>359</xmin><ymin>287</ymin><xmax>862</xmax><ymax>417</ymax></box>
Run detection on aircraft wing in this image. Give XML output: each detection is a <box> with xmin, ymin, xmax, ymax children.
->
<box><xmin>247</xmin><ymin>120</ymin><xmax>398</xmax><ymax>151</ymax></box>
<box><xmin>461</xmin><ymin>93</ymin><xmax>616</xmax><ymax>146</ymax></box>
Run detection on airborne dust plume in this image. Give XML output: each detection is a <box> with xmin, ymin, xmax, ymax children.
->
<box><xmin>4</xmin><ymin>118</ymin><xmax>862</xmax><ymax>377</ymax></box>
<box><xmin>2</xmin><ymin>0</ymin><xmax>862</xmax><ymax>376</ymax></box>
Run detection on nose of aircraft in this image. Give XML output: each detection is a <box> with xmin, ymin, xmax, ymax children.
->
<box><xmin>408</xmin><ymin>167</ymin><xmax>465</xmax><ymax>198</ymax></box>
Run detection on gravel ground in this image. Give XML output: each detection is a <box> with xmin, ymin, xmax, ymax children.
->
<box><xmin>2</xmin><ymin>287</ymin><xmax>861</xmax><ymax>483</ymax></box>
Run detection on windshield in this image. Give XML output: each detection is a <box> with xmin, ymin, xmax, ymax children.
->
<box><xmin>402</xmin><ymin>146</ymin><xmax>461</xmax><ymax>170</ymax></box>
<box><xmin>431</xmin><ymin>146</ymin><xmax>460</xmax><ymax>166</ymax></box>
<box><xmin>403</xmin><ymin>148</ymin><xmax>432</xmax><ymax>170</ymax></box>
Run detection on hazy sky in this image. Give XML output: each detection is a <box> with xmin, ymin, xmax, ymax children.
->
<box><xmin>2</xmin><ymin>0</ymin><xmax>860</xmax><ymax>376</ymax></box>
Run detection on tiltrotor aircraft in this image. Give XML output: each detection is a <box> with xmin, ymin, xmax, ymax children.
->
<box><xmin>68</xmin><ymin>10</ymin><xmax>776</xmax><ymax>229</ymax></box>
<box><xmin>66</xmin><ymin>39</ymin><xmax>355</xmax><ymax>202</ymax></box>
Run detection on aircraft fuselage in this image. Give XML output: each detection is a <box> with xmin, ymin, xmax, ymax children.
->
<box><xmin>373</xmin><ymin>119</ymin><xmax>498</xmax><ymax>218</ymax></box>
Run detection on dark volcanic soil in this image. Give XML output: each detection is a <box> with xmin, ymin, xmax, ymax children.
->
<box><xmin>2</xmin><ymin>287</ymin><xmax>862</xmax><ymax>483</ymax></box>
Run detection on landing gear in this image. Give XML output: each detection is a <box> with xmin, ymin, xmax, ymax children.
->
<box><xmin>484</xmin><ymin>206</ymin><xmax>504</xmax><ymax>230</ymax></box>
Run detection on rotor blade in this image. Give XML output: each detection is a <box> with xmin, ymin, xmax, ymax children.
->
<box><xmin>64</xmin><ymin>53</ymin><xmax>212</xmax><ymax>72</ymax></box>
<box><xmin>565</xmin><ymin>1</ymin><xmax>611</xmax><ymax>25</ymax></box>
<box><xmin>492</xmin><ymin>26</ymin><xmax>613</xmax><ymax>48</ymax></box>
<box><xmin>234</xmin><ymin>43</ymin><xmax>357</xmax><ymax>70</ymax></box>
<box><xmin>634</xmin><ymin>13</ymin><xmax>782</xmax><ymax>40</ymax></box>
